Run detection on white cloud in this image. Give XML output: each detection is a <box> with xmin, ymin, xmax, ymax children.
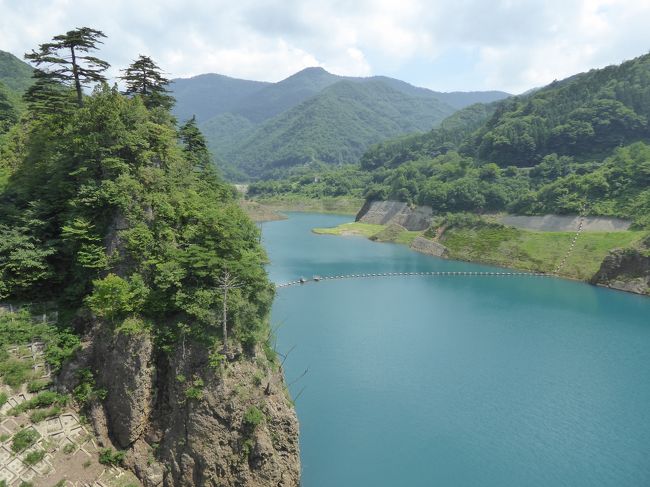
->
<box><xmin>0</xmin><ymin>0</ymin><xmax>649</xmax><ymax>92</ymax></box>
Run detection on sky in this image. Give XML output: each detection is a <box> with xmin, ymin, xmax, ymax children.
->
<box><xmin>1</xmin><ymin>0</ymin><xmax>649</xmax><ymax>94</ymax></box>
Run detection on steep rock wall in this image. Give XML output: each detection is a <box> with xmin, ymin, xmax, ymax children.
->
<box><xmin>591</xmin><ymin>239</ymin><xmax>650</xmax><ymax>295</ymax></box>
<box><xmin>86</xmin><ymin>327</ymin><xmax>300</xmax><ymax>487</ymax></box>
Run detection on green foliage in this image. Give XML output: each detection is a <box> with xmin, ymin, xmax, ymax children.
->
<box><xmin>24</xmin><ymin>27</ymin><xmax>110</xmax><ymax>107</ymax></box>
<box><xmin>27</xmin><ymin>379</ymin><xmax>51</xmax><ymax>393</ymax></box>
<box><xmin>243</xmin><ymin>406</ymin><xmax>264</xmax><ymax>430</ymax></box>
<box><xmin>261</xmin><ymin>53</ymin><xmax>648</xmax><ymax>230</ymax></box>
<box><xmin>9</xmin><ymin>391</ymin><xmax>67</xmax><ymax>415</ymax></box>
<box><xmin>73</xmin><ymin>368</ymin><xmax>107</xmax><ymax>405</ymax></box>
<box><xmin>241</xmin><ymin>438</ymin><xmax>255</xmax><ymax>460</ymax></box>
<box><xmin>0</xmin><ymin>311</ymin><xmax>80</xmax><ymax>377</ymax></box>
<box><xmin>0</xmin><ymin>32</ymin><xmax>274</xmax><ymax>361</ymax></box>
<box><xmin>208</xmin><ymin>346</ymin><xmax>225</xmax><ymax>369</ymax></box>
<box><xmin>98</xmin><ymin>447</ymin><xmax>126</xmax><ymax>466</ymax></box>
<box><xmin>11</xmin><ymin>428</ymin><xmax>40</xmax><ymax>452</ymax></box>
<box><xmin>0</xmin><ymin>392</ymin><xmax>6</xmax><ymax>406</ymax></box>
<box><xmin>63</xmin><ymin>443</ymin><xmax>76</xmax><ymax>454</ymax></box>
<box><xmin>224</xmin><ymin>80</ymin><xmax>456</xmax><ymax>180</ymax></box>
<box><xmin>114</xmin><ymin>316</ymin><xmax>151</xmax><ymax>336</ymax></box>
<box><xmin>121</xmin><ymin>55</ymin><xmax>174</xmax><ymax>110</ymax></box>
<box><xmin>172</xmin><ymin>66</ymin><xmax>508</xmax><ymax>180</ymax></box>
<box><xmin>184</xmin><ymin>375</ymin><xmax>204</xmax><ymax>400</ymax></box>
<box><xmin>0</xmin><ymin>225</ymin><xmax>55</xmax><ymax>299</ymax></box>
<box><xmin>23</xmin><ymin>449</ymin><xmax>45</xmax><ymax>465</ymax></box>
<box><xmin>29</xmin><ymin>406</ymin><xmax>61</xmax><ymax>423</ymax></box>
<box><xmin>0</xmin><ymin>358</ymin><xmax>34</xmax><ymax>388</ymax></box>
<box><xmin>0</xmin><ymin>50</ymin><xmax>33</xmax><ymax>93</ymax></box>
<box><xmin>85</xmin><ymin>274</ymin><xmax>148</xmax><ymax>323</ymax></box>
<box><xmin>0</xmin><ymin>82</ymin><xmax>18</xmax><ymax>135</ymax></box>
<box><xmin>440</xmin><ymin>219</ymin><xmax>646</xmax><ymax>279</ymax></box>
<box><xmin>179</xmin><ymin>116</ymin><xmax>212</xmax><ymax>171</ymax></box>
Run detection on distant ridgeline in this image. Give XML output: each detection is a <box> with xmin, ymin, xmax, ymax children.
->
<box><xmin>249</xmin><ymin>53</ymin><xmax>650</xmax><ymax>229</ymax></box>
<box><xmin>170</xmin><ymin>67</ymin><xmax>510</xmax><ymax>180</ymax></box>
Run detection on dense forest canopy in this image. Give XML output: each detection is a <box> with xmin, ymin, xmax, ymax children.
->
<box><xmin>0</xmin><ymin>30</ymin><xmax>273</xmax><ymax>356</ymax></box>
<box><xmin>170</xmin><ymin>67</ymin><xmax>510</xmax><ymax>181</ymax></box>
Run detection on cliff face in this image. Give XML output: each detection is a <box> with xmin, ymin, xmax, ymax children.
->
<box><xmin>591</xmin><ymin>238</ymin><xmax>650</xmax><ymax>296</ymax></box>
<box><xmin>81</xmin><ymin>326</ymin><xmax>300</xmax><ymax>487</ymax></box>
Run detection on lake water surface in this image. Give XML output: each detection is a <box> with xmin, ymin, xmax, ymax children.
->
<box><xmin>265</xmin><ymin>213</ymin><xmax>650</xmax><ymax>487</ymax></box>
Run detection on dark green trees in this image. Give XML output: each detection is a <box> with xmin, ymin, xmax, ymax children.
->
<box><xmin>121</xmin><ymin>55</ymin><xmax>174</xmax><ymax>110</ymax></box>
<box><xmin>0</xmin><ymin>83</ymin><xmax>17</xmax><ymax>133</ymax></box>
<box><xmin>2</xmin><ymin>29</ymin><xmax>272</xmax><ymax>351</ymax></box>
<box><xmin>179</xmin><ymin>116</ymin><xmax>212</xmax><ymax>171</ymax></box>
<box><xmin>24</xmin><ymin>27</ymin><xmax>110</xmax><ymax>107</ymax></box>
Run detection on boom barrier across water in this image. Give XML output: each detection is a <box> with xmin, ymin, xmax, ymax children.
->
<box><xmin>276</xmin><ymin>271</ymin><xmax>551</xmax><ymax>289</ymax></box>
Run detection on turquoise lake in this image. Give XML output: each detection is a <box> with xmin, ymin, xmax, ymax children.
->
<box><xmin>264</xmin><ymin>213</ymin><xmax>650</xmax><ymax>487</ymax></box>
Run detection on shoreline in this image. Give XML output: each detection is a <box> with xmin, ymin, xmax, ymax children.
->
<box><xmin>312</xmin><ymin>219</ymin><xmax>650</xmax><ymax>297</ymax></box>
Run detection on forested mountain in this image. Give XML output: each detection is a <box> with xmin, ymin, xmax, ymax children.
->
<box><xmin>249</xmin><ymin>53</ymin><xmax>650</xmax><ymax>228</ymax></box>
<box><xmin>226</xmin><ymin>67</ymin><xmax>342</xmax><ymax>123</ymax></box>
<box><xmin>170</xmin><ymin>73</ymin><xmax>269</xmax><ymax>121</ymax></box>
<box><xmin>170</xmin><ymin>66</ymin><xmax>510</xmax><ymax>179</ymax></box>
<box><xmin>222</xmin><ymin>79</ymin><xmax>459</xmax><ymax>179</ymax></box>
<box><xmin>0</xmin><ymin>50</ymin><xmax>33</xmax><ymax>92</ymax></box>
<box><xmin>0</xmin><ymin>50</ymin><xmax>33</xmax><ymax>122</ymax></box>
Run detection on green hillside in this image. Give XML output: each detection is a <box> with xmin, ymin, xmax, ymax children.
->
<box><xmin>465</xmin><ymin>54</ymin><xmax>650</xmax><ymax>166</ymax></box>
<box><xmin>224</xmin><ymin>79</ymin><xmax>457</xmax><ymax>179</ymax></box>
<box><xmin>0</xmin><ymin>50</ymin><xmax>33</xmax><ymax>93</ymax></box>
<box><xmin>170</xmin><ymin>67</ymin><xmax>510</xmax><ymax>179</ymax></box>
<box><xmin>231</xmin><ymin>67</ymin><xmax>342</xmax><ymax>123</ymax></box>
<box><xmin>0</xmin><ymin>81</ymin><xmax>19</xmax><ymax>134</ymax></box>
<box><xmin>170</xmin><ymin>73</ymin><xmax>269</xmax><ymax>122</ymax></box>
<box><xmin>249</xmin><ymin>53</ymin><xmax>650</xmax><ymax>228</ymax></box>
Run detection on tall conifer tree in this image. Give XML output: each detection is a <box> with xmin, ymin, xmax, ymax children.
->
<box><xmin>24</xmin><ymin>27</ymin><xmax>110</xmax><ymax>107</ymax></box>
<box><xmin>121</xmin><ymin>55</ymin><xmax>174</xmax><ymax>110</ymax></box>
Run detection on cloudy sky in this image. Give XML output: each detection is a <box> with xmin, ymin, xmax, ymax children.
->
<box><xmin>1</xmin><ymin>0</ymin><xmax>649</xmax><ymax>93</ymax></box>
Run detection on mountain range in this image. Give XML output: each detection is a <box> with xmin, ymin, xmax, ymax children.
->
<box><xmin>0</xmin><ymin>48</ymin><xmax>511</xmax><ymax>180</ymax></box>
<box><xmin>250</xmin><ymin>52</ymin><xmax>650</xmax><ymax>229</ymax></box>
<box><xmin>170</xmin><ymin>67</ymin><xmax>510</xmax><ymax>179</ymax></box>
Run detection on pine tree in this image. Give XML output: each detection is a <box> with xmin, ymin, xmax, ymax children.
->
<box><xmin>23</xmin><ymin>69</ymin><xmax>77</xmax><ymax>116</ymax></box>
<box><xmin>121</xmin><ymin>55</ymin><xmax>174</xmax><ymax>110</ymax></box>
<box><xmin>179</xmin><ymin>116</ymin><xmax>212</xmax><ymax>171</ymax></box>
<box><xmin>24</xmin><ymin>27</ymin><xmax>110</xmax><ymax>107</ymax></box>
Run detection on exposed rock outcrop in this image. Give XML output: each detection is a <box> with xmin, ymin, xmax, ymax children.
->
<box><xmin>591</xmin><ymin>239</ymin><xmax>650</xmax><ymax>295</ymax></box>
<box><xmin>93</xmin><ymin>328</ymin><xmax>156</xmax><ymax>448</ymax></box>
<box><xmin>84</xmin><ymin>325</ymin><xmax>300</xmax><ymax>487</ymax></box>
<box><xmin>155</xmin><ymin>343</ymin><xmax>300</xmax><ymax>487</ymax></box>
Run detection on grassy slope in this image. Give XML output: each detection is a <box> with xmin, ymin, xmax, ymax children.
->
<box><xmin>442</xmin><ymin>226</ymin><xmax>646</xmax><ymax>280</ymax></box>
<box><xmin>312</xmin><ymin>220</ymin><xmax>648</xmax><ymax>281</ymax></box>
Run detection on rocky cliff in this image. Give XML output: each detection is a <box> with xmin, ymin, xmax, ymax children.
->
<box><xmin>64</xmin><ymin>324</ymin><xmax>300</xmax><ymax>487</ymax></box>
<box><xmin>591</xmin><ymin>236</ymin><xmax>650</xmax><ymax>296</ymax></box>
